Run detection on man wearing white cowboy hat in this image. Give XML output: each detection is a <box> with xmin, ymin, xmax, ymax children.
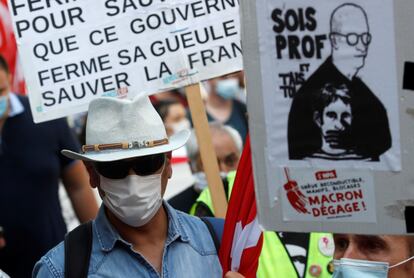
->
<box><xmin>33</xmin><ymin>96</ymin><xmax>222</xmax><ymax>277</ymax></box>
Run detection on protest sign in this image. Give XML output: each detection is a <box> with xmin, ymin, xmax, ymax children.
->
<box><xmin>242</xmin><ymin>0</ymin><xmax>414</xmax><ymax>234</ymax></box>
<box><xmin>7</xmin><ymin>0</ymin><xmax>242</xmax><ymax>123</ymax></box>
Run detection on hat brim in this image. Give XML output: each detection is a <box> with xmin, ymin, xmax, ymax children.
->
<box><xmin>62</xmin><ymin>129</ymin><xmax>191</xmax><ymax>162</ymax></box>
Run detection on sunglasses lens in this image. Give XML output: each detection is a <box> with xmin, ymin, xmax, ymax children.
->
<box><xmin>95</xmin><ymin>161</ymin><xmax>130</xmax><ymax>179</ymax></box>
<box><xmin>131</xmin><ymin>154</ymin><xmax>165</xmax><ymax>176</ymax></box>
<box><xmin>95</xmin><ymin>154</ymin><xmax>166</xmax><ymax>179</ymax></box>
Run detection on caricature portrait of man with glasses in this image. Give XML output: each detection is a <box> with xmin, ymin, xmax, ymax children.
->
<box><xmin>288</xmin><ymin>3</ymin><xmax>391</xmax><ymax>162</ymax></box>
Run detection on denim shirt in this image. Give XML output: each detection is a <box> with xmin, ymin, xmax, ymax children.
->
<box><xmin>33</xmin><ymin>202</ymin><xmax>222</xmax><ymax>277</ymax></box>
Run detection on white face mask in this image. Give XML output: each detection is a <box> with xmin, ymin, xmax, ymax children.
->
<box><xmin>100</xmin><ymin>171</ymin><xmax>163</xmax><ymax>227</ymax></box>
<box><xmin>193</xmin><ymin>172</ymin><xmax>208</xmax><ymax>193</ymax></box>
<box><xmin>170</xmin><ymin>118</ymin><xmax>190</xmax><ymax>134</ymax></box>
<box><xmin>193</xmin><ymin>171</ymin><xmax>228</xmax><ymax>193</ymax></box>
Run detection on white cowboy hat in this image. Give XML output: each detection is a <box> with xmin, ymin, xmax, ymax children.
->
<box><xmin>62</xmin><ymin>95</ymin><xmax>190</xmax><ymax>162</ymax></box>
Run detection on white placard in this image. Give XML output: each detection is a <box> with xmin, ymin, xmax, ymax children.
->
<box><xmin>242</xmin><ymin>0</ymin><xmax>414</xmax><ymax>234</ymax></box>
<box><xmin>7</xmin><ymin>0</ymin><xmax>242</xmax><ymax>122</ymax></box>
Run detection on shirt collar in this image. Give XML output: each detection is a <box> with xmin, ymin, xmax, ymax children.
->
<box><xmin>94</xmin><ymin>201</ymin><xmax>189</xmax><ymax>252</ymax></box>
<box><xmin>8</xmin><ymin>93</ymin><xmax>24</xmax><ymax>117</ymax></box>
<box><xmin>164</xmin><ymin>201</ymin><xmax>190</xmax><ymax>245</ymax></box>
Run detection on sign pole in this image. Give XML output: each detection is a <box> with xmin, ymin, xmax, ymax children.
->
<box><xmin>185</xmin><ymin>83</ymin><xmax>228</xmax><ymax>218</ymax></box>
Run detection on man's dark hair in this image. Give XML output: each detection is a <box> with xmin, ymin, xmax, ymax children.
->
<box><xmin>154</xmin><ymin>99</ymin><xmax>180</xmax><ymax>122</ymax></box>
<box><xmin>0</xmin><ymin>55</ymin><xmax>10</xmax><ymax>74</ymax></box>
<box><xmin>312</xmin><ymin>83</ymin><xmax>351</xmax><ymax>121</ymax></box>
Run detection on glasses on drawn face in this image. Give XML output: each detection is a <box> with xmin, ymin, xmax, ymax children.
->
<box><xmin>331</xmin><ymin>32</ymin><xmax>372</xmax><ymax>46</ymax></box>
<box><xmin>217</xmin><ymin>152</ymin><xmax>239</xmax><ymax>169</ymax></box>
<box><xmin>95</xmin><ymin>154</ymin><xmax>165</xmax><ymax>179</ymax></box>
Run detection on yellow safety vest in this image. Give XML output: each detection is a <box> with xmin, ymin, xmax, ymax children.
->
<box><xmin>189</xmin><ymin>171</ymin><xmax>236</xmax><ymax>215</ymax></box>
<box><xmin>191</xmin><ymin>171</ymin><xmax>333</xmax><ymax>278</ymax></box>
<box><xmin>258</xmin><ymin>232</ymin><xmax>333</xmax><ymax>278</ymax></box>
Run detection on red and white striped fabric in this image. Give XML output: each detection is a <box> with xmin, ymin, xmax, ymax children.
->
<box><xmin>0</xmin><ymin>0</ymin><xmax>25</xmax><ymax>93</ymax></box>
<box><xmin>219</xmin><ymin>136</ymin><xmax>263</xmax><ymax>278</ymax></box>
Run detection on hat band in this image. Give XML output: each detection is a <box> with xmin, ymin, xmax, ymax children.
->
<box><xmin>82</xmin><ymin>138</ymin><xmax>169</xmax><ymax>153</ymax></box>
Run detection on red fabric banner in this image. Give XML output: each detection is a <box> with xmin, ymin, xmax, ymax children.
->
<box><xmin>0</xmin><ymin>0</ymin><xmax>25</xmax><ymax>93</ymax></box>
<box><xmin>219</xmin><ymin>135</ymin><xmax>263</xmax><ymax>278</ymax></box>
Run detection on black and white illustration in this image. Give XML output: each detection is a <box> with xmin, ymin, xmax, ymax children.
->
<box><xmin>308</xmin><ymin>83</ymin><xmax>358</xmax><ymax>160</ymax></box>
<box><xmin>264</xmin><ymin>0</ymin><xmax>400</xmax><ymax>170</ymax></box>
<box><xmin>288</xmin><ymin>3</ymin><xmax>391</xmax><ymax>161</ymax></box>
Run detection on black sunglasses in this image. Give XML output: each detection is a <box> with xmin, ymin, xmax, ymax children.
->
<box><xmin>95</xmin><ymin>154</ymin><xmax>166</xmax><ymax>179</ymax></box>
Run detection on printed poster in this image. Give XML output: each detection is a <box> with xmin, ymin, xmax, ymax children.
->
<box><xmin>262</xmin><ymin>0</ymin><xmax>400</xmax><ymax>171</ymax></box>
<box><xmin>281</xmin><ymin>168</ymin><xmax>376</xmax><ymax>223</ymax></box>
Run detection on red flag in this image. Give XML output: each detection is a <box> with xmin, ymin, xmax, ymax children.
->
<box><xmin>219</xmin><ymin>135</ymin><xmax>263</xmax><ymax>278</ymax></box>
<box><xmin>0</xmin><ymin>0</ymin><xmax>26</xmax><ymax>93</ymax></box>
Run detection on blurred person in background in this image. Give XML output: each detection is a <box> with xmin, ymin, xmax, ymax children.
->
<box><xmin>188</xmin><ymin>122</ymin><xmax>242</xmax><ymax>216</ymax></box>
<box><xmin>169</xmin><ymin>122</ymin><xmax>243</xmax><ymax>216</ymax></box>
<box><xmin>203</xmin><ymin>72</ymin><xmax>248</xmax><ymax>142</ymax></box>
<box><xmin>154</xmin><ymin>98</ymin><xmax>195</xmax><ymax>206</ymax></box>
<box><xmin>169</xmin><ymin>122</ymin><xmax>242</xmax><ymax>214</ymax></box>
<box><xmin>233</xmin><ymin>70</ymin><xmax>247</xmax><ymax>103</ymax></box>
<box><xmin>333</xmin><ymin>234</ymin><xmax>414</xmax><ymax>277</ymax></box>
<box><xmin>0</xmin><ymin>55</ymin><xmax>98</xmax><ymax>277</ymax></box>
<box><xmin>187</xmin><ymin>122</ymin><xmax>242</xmax><ymax>175</ymax></box>
<box><xmin>151</xmin><ymin>89</ymin><xmax>188</xmax><ymax>108</ymax></box>
<box><xmin>154</xmin><ymin>99</ymin><xmax>191</xmax><ymax>138</ymax></box>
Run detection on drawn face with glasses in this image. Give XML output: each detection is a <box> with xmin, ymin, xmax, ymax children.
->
<box><xmin>330</xmin><ymin>32</ymin><xmax>371</xmax><ymax>47</ymax></box>
<box><xmin>330</xmin><ymin>4</ymin><xmax>371</xmax><ymax>74</ymax></box>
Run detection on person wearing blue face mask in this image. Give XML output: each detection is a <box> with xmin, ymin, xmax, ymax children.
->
<box><xmin>333</xmin><ymin>234</ymin><xmax>414</xmax><ymax>278</ymax></box>
<box><xmin>204</xmin><ymin>72</ymin><xmax>248</xmax><ymax>142</ymax></box>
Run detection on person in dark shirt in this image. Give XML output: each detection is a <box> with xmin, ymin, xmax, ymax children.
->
<box><xmin>0</xmin><ymin>56</ymin><xmax>98</xmax><ymax>278</ymax></box>
<box><xmin>154</xmin><ymin>99</ymin><xmax>190</xmax><ymax>137</ymax></box>
<box><xmin>288</xmin><ymin>3</ymin><xmax>391</xmax><ymax>161</ymax></box>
